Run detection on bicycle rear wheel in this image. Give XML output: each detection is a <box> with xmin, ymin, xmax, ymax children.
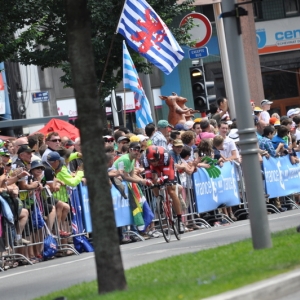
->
<box><xmin>157</xmin><ymin>195</ymin><xmax>171</xmax><ymax>243</ymax></box>
<box><xmin>171</xmin><ymin>206</ymin><xmax>181</xmax><ymax>240</ymax></box>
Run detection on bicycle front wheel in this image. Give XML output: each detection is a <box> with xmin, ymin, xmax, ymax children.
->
<box><xmin>157</xmin><ymin>195</ymin><xmax>171</xmax><ymax>243</ymax></box>
<box><xmin>171</xmin><ymin>206</ymin><xmax>181</xmax><ymax>240</ymax></box>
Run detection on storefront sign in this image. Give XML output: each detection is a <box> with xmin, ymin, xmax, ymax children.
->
<box><xmin>57</xmin><ymin>98</ymin><xmax>78</xmax><ymax>117</ymax></box>
<box><xmin>256</xmin><ymin>17</ymin><xmax>300</xmax><ymax>55</ymax></box>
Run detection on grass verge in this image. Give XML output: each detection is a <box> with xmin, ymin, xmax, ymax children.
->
<box><xmin>36</xmin><ymin>228</ymin><xmax>300</xmax><ymax>300</ymax></box>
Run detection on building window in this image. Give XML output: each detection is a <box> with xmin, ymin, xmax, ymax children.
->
<box><xmin>262</xmin><ymin>70</ymin><xmax>299</xmax><ymax>100</ymax></box>
<box><xmin>284</xmin><ymin>0</ymin><xmax>300</xmax><ymax>15</ymax></box>
<box><xmin>252</xmin><ymin>2</ymin><xmax>263</xmax><ymax>19</ymax></box>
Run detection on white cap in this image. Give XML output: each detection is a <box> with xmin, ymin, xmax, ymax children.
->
<box><xmin>228</xmin><ymin>129</ymin><xmax>239</xmax><ymax>142</ymax></box>
<box><xmin>261</xmin><ymin>99</ymin><xmax>273</xmax><ymax>106</ymax></box>
<box><xmin>136</xmin><ymin>134</ymin><xmax>149</xmax><ymax>142</ymax></box>
<box><xmin>183</xmin><ymin>120</ymin><xmax>194</xmax><ymax>131</ymax></box>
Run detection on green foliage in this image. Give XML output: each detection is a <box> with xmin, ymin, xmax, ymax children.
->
<box><xmin>0</xmin><ymin>0</ymin><xmax>195</xmax><ymax>100</ymax></box>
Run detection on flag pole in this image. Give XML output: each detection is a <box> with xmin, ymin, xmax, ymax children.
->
<box><xmin>123</xmin><ymin>88</ymin><xmax>126</xmax><ymax>126</ymax></box>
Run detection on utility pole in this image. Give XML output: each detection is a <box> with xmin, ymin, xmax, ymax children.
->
<box><xmin>221</xmin><ymin>0</ymin><xmax>272</xmax><ymax>249</ymax></box>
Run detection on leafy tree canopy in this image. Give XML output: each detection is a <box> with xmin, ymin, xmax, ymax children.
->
<box><xmin>0</xmin><ymin>0</ymin><xmax>195</xmax><ymax>99</ymax></box>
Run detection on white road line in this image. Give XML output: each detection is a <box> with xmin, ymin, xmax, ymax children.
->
<box><xmin>0</xmin><ymin>255</ymin><xmax>94</xmax><ymax>280</ymax></box>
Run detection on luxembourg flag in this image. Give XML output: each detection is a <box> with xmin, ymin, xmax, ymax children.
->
<box><xmin>123</xmin><ymin>41</ymin><xmax>153</xmax><ymax>128</ymax></box>
<box><xmin>117</xmin><ymin>0</ymin><xmax>184</xmax><ymax>75</ymax></box>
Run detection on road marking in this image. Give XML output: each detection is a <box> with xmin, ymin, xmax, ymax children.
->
<box><xmin>0</xmin><ymin>255</ymin><xmax>94</xmax><ymax>280</ymax></box>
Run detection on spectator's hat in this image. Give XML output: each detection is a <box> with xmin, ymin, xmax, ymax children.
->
<box><xmin>228</xmin><ymin>129</ymin><xmax>239</xmax><ymax>142</ymax></box>
<box><xmin>130</xmin><ymin>135</ymin><xmax>140</xmax><ymax>143</ymax></box>
<box><xmin>261</xmin><ymin>99</ymin><xmax>273</xmax><ymax>106</ymax></box>
<box><xmin>47</xmin><ymin>151</ymin><xmax>61</xmax><ymax>161</ymax></box>
<box><xmin>254</xmin><ymin>106</ymin><xmax>263</xmax><ymax>112</ymax></box>
<box><xmin>157</xmin><ymin>120</ymin><xmax>174</xmax><ymax>129</ymax></box>
<box><xmin>183</xmin><ymin>120</ymin><xmax>194</xmax><ymax>131</ymax></box>
<box><xmin>17</xmin><ymin>145</ymin><xmax>35</xmax><ymax>155</ymax></box>
<box><xmin>30</xmin><ymin>160</ymin><xmax>45</xmax><ymax>171</ymax></box>
<box><xmin>0</xmin><ymin>148</ymin><xmax>10</xmax><ymax>156</ymax></box>
<box><xmin>103</xmin><ymin>135</ymin><xmax>114</xmax><ymax>140</ymax></box>
<box><xmin>117</xmin><ymin>136</ymin><xmax>130</xmax><ymax>143</ymax></box>
<box><xmin>194</xmin><ymin>118</ymin><xmax>202</xmax><ymax>123</ymax></box>
<box><xmin>65</xmin><ymin>140</ymin><xmax>74</xmax><ymax>148</ymax></box>
<box><xmin>269</xmin><ymin>117</ymin><xmax>278</xmax><ymax>125</ymax></box>
<box><xmin>287</xmin><ymin>108</ymin><xmax>300</xmax><ymax>118</ymax></box>
<box><xmin>274</xmin><ymin>120</ymin><xmax>281</xmax><ymax>127</ymax></box>
<box><xmin>174</xmin><ymin>123</ymin><xmax>185</xmax><ymax>131</ymax></box>
<box><xmin>129</xmin><ymin>142</ymin><xmax>141</xmax><ymax>149</ymax></box>
<box><xmin>137</xmin><ymin>134</ymin><xmax>149</xmax><ymax>142</ymax></box>
<box><xmin>226</xmin><ymin>120</ymin><xmax>233</xmax><ymax>126</ymax></box>
<box><xmin>6</xmin><ymin>159</ymin><xmax>12</xmax><ymax>166</ymax></box>
<box><xmin>173</xmin><ymin>139</ymin><xmax>184</xmax><ymax>147</ymax></box>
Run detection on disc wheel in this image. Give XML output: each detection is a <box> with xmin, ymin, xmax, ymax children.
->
<box><xmin>157</xmin><ymin>195</ymin><xmax>171</xmax><ymax>243</ymax></box>
<box><xmin>171</xmin><ymin>206</ymin><xmax>181</xmax><ymax>240</ymax></box>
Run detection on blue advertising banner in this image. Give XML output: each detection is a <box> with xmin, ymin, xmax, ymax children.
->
<box><xmin>77</xmin><ymin>182</ymin><xmax>133</xmax><ymax>230</ymax></box>
<box><xmin>192</xmin><ymin>162</ymin><xmax>240</xmax><ymax>213</ymax></box>
<box><xmin>263</xmin><ymin>155</ymin><xmax>300</xmax><ymax>198</ymax></box>
<box><xmin>78</xmin><ymin>183</ymin><xmax>92</xmax><ymax>233</ymax></box>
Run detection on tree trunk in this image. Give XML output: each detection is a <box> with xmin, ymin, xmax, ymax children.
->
<box><xmin>65</xmin><ymin>0</ymin><xmax>127</xmax><ymax>294</ymax></box>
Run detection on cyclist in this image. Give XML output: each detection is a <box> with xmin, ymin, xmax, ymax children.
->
<box><xmin>142</xmin><ymin>145</ymin><xmax>185</xmax><ymax>234</ymax></box>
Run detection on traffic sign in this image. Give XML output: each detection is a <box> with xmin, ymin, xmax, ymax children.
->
<box><xmin>180</xmin><ymin>13</ymin><xmax>212</xmax><ymax>48</ymax></box>
<box><xmin>189</xmin><ymin>47</ymin><xmax>209</xmax><ymax>59</ymax></box>
<box><xmin>32</xmin><ymin>91</ymin><xmax>49</xmax><ymax>103</ymax></box>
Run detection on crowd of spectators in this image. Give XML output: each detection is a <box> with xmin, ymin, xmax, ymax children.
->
<box><xmin>1</xmin><ymin>97</ymin><xmax>300</xmax><ymax>267</ymax></box>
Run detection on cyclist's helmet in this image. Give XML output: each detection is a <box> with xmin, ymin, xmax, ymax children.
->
<box><xmin>146</xmin><ymin>145</ymin><xmax>160</xmax><ymax>162</ymax></box>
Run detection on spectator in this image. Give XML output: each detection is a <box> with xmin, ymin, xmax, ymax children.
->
<box><xmin>42</xmin><ymin>132</ymin><xmax>62</xmax><ymax>161</ymax></box>
<box><xmin>168</xmin><ymin>130</ymin><xmax>181</xmax><ymax>151</ymax></box>
<box><xmin>211</xmin><ymin>97</ymin><xmax>228</xmax><ymax>124</ymax></box>
<box><xmin>293</xmin><ymin>115</ymin><xmax>300</xmax><ymax>142</ymax></box>
<box><xmin>192</xmin><ymin>122</ymin><xmax>201</xmax><ymax>136</ymax></box>
<box><xmin>256</xmin><ymin>119</ymin><xmax>268</xmax><ymax>141</ymax></box>
<box><xmin>151</xmin><ymin>120</ymin><xmax>173</xmax><ymax>149</ymax></box>
<box><xmin>11</xmin><ymin>137</ymin><xmax>28</xmax><ymax>163</ymax></box>
<box><xmin>28</xmin><ymin>135</ymin><xmax>41</xmax><ymax>161</ymax></box>
<box><xmin>259</xmin><ymin>126</ymin><xmax>284</xmax><ymax>157</ymax></box>
<box><xmin>260</xmin><ymin>99</ymin><xmax>273</xmax><ymax>124</ymax></box>
<box><xmin>272</xmin><ymin>125</ymin><xmax>290</xmax><ymax>151</ymax></box>
<box><xmin>116</xmin><ymin>136</ymin><xmax>130</xmax><ymax>156</ymax></box>
<box><xmin>181</xmin><ymin>131</ymin><xmax>196</xmax><ymax>162</ymax></box>
<box><xmin>199</xmin><ymin>119</ymin><xmax>215</xmax><ymax>139</ymax></box>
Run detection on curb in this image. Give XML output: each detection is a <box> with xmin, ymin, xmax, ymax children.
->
<box><xmin>203</xmin><ymin>268</ymin><xmax>300</xmax><ymax>300</ymax></box>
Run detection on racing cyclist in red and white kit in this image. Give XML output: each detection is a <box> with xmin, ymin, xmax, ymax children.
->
<box><xmin>142</xmin><ymin>145</ymin><xmax>185</xmax><ymax>234</ymax></box>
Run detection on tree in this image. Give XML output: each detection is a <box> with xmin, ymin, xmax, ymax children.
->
<box><xmin>0</xmin><ymin>0</ymin><xmax>195</xmax><ymax>101</ymax></box>
<box><xmin>65</xmin><ymin>0</ymin><xmax>127</xmax><ymax>294</ymax></box>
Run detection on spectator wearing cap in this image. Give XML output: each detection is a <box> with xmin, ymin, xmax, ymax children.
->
<box><xmin>136</xmin><ymin>134</ymin><xmax>149</xmax><ymax>152</ymax></box>
<box><xmin>211</xmin><ymin>97</ymin><xmax>229</xmax><ymax>124</ymax></box>
<box><xmin>151</xmin><ymin>120</ymin><xmax>173</xmax><ymax>149</ymax></box>
<box><xmin>253</xmin><ymin>107</ymin><xmax>263</xmax><ymax>120</ymax></box>
<box><xmin>43</xmin><ymin>151</ymin><xmax>71</xmax><ymax>238</ymax></box>
<box><xmin>183</xmin><ymin>120</ymin><xmax>194</xmax><ymax>131</ymax></box>
<box><xmin>269</xmin><ymin>117</ymin><xmax>279</xmax><ymax>126</ymax></box>
<box><xmin>116</xmin><ymin>136</ymin><xmax>130</xmax><ymax>157</ymax></box>
<box><xmin>199</xmin><ymin>119</ymin><xmax>215</xmax><ymax>140</ymax></box>
<box><xmin>174</xmin><ymin>123</ymin><xmax>185</xmax><ymax>131</ymax></box>
<box><xmin>260</xmin><ymin>99</ymin><xmax>273</xmax><ymax>124</ymax></box>
<box><xmin>0</xmin><ymin>148</ymin><xmax>11</xmax><ymax>165</ymax></box>
<box><xmin>42</xmin><ymin>132</ymin><xmax>62</xmax><ymax>162</ymax></box>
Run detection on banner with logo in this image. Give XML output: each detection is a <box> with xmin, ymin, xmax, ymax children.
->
<box><xmin>262</xmin><ymin>155</ymin><xmax>300</xmax><ymax>198</ymax></box>
<box><xmin>78</xmin><ymin>181</ymin><xmax>133</xmax><ymax>230</ymax></box>
<box><xmin>192</xmin><ymin>162</ymin><xmax>240</xmax><ymax>213</ymax></box>
<box><xmin>256</xmin><ymin>17</ymin><xmax>300</xmax><ymax>55</ymax></box>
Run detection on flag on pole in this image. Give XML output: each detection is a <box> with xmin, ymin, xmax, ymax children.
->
<box><xmin>117</xmin><ymin>0</ymin><xmax>184</xmax><ymax>75</ymax></box>
<box><xmin>123</xmin><ymin>41</ymin><xmax>153</xmax><ymax>128</ymax></box>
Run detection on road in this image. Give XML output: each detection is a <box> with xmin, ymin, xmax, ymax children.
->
<box><xmin>1</xmin><ymin>210</ymin><xmax>300</xmax><ymax>300</ymax></box>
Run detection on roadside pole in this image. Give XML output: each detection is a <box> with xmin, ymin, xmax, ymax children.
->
<box><xmin>221</xmin><ymin>0</ymin><xmax>272</xmax><ymax>249</ymax></box>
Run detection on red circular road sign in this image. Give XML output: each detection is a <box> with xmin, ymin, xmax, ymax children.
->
<box><xmin>180</xmin><ymin>13</ymin><xmax>212</xmax><ymax>48</ymax></box>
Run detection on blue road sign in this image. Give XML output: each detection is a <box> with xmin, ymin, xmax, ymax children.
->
<box><xmin>189</xmin><ymin>47</ymin><xmax>209</xmax><ymax>59</ymax></box>
<box><xmin>32</xmin><ymin>91</ymin><xmax>49</xmax><ymax>103</ymax></box>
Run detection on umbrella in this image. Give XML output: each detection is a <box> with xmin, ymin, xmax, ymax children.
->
<box><xmin>37</xmin><ymin>118</ymin><xmax>80</xmax><ymax>140</ymax></box>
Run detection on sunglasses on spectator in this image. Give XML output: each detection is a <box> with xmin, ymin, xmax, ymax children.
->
<box><xmin>130</xmin><ymin>148</ymin><xmax>140</xmax><ymax>152</ymax></box>
<box><xmin>50</xmin><ymin>139</ymin><xmax>61</xmax><ymax>142</ymax></box>
<box><xmin>33</xmin><ymin>167</ymin><xmax>44</xmax><ymax>170</ymax></box>
<box><xmin>104</xmin><ymin>138</ymin><xmax>114</xmax><ymax>143</ymax></box>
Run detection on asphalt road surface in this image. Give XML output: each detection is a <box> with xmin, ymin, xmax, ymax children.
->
<box><xmin>1</xmin><ymin>210</ymin><xmax>300</xmax><ymax>300</ymax></box>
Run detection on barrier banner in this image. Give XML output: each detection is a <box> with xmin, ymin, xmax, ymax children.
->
<box><xmin>192</xmin><ymin>162</ymin><xmax>240</xmax><ymax>213</ymax></box>
<box><xmin>78</xmin><ymin>182</ymin><xmax>133</xmax><ymax>229</ymax></box>
<box><xmin>263</xmin><ymin>155</ymin><xmax>300</xmax><ymax>198</ymax></box>
<box><xmin>68</xmin><ymin>187</ymin><xmax>84</xmax><ymax>233</ymax></box>
<box><xmin>78</xmin><ymin>183</ymin><xmax>92</xmax><ymax>233</ymax></box>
